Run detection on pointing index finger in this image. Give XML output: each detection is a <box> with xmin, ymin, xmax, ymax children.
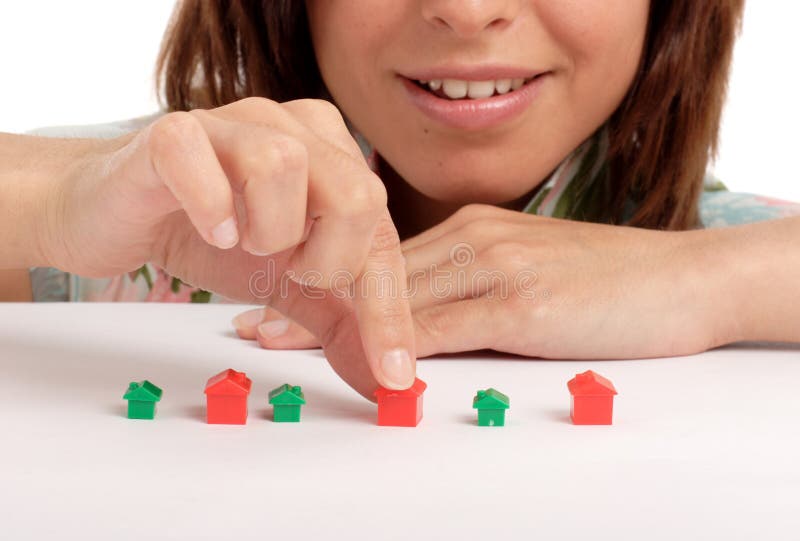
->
<box><xmin>352</xmin><ymin>210</ymin><xmax>417</xmax><ymax>389</ymax></box>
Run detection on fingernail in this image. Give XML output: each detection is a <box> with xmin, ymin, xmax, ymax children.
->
<box><xmin>258</xmin><ymin>319</ymin><xmax>290</xmax><ymax>339</ymax></box>
<box><xmin>380</xmin><ymin>348</ymin><xmax>414</xmax><ymax>389</ymax></box>
<box><xmin>211</xmin><ymin>216</ymin><xmax>238</xmax><ymax>249</ymax></box>
<box><xmin>232</xmin><ymin>308</ymin><xmax>264</xmax><ymax>329</ymax></box>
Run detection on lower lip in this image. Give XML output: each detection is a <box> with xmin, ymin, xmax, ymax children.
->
<box><xmin>400</xmin><ymin>74</ymin><xmax>548</xmax><ymax>131</ymax></box>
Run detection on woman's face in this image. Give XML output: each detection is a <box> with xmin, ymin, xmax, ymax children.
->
<box><xmin>306</xmin><ymin>1</ymin><xmax>649</xmax><ymax>205</ymax></box>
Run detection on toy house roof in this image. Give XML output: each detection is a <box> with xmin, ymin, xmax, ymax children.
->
<box><xmin>373</xmin><ymin>377</ymin><xmax>427</xmax><ymax>399</ymax></box>
<box><xmin>268</xmin><ymin>384</ymin><xmax>306</xmax><ymax>405</ymax></box>
<box><xmin>472</xmin><ymin>388</ymin><xmax>510</xmax><ymax>409</ymax></box>
<box><xmin>204</xmin><ymin>369</ymin><xmax>252</xmax><ymax>396</ymax></box>
<box><xmin>123</xmin><ymin>380</ymin><xmax>162</xmax><ymax>402</ymax></box>
<box><xmin>567</xmin><ymin>370</ymin><xmax>617</xmax><ymax>396</ymax></box>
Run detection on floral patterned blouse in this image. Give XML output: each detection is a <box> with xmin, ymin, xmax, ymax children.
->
<box><xmin>26</xmin><ymin>114</ymin><xmax>800</xmax><ymax>302</ymax></box>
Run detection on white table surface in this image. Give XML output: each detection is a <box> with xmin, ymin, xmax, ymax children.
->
<box><xmin>1</xmin><ymin>303</ymin><xmax>799</xmax><ymax>540</ymax></box>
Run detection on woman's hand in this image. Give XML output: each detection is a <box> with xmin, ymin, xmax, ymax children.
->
<box><xmin>235</xmin><ymin>204</ymin><xmax>739</xmax><ymax>360</ymax></box>
<box><xmin>35</xmin><ymin>98</ymin><xmax>416</xmax><ymax>398</ymax></box>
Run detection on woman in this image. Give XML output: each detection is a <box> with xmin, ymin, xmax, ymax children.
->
<box><xmin>1</xmin><ymin>1</ymin><xmax>797</xmax><ymax>399</ymax></box>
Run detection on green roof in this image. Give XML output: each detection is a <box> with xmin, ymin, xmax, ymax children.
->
<box><xmin>123</xmin><ymin>380</ymin><xmax>163</xmax><ymax>402</ymax></box>
<box><xmin>268</xmin><ymin>384</ymin><xmax>306</xmax><ymax>405</ymax></box>
<box><xmin>472</xmin><ymin>388</ymin><xmax>509</xmax><ymax>409</ymax></box>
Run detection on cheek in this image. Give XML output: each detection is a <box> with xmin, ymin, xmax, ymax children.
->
<box><xmin>307</xmin><ymin>2</ymin><xmax>403</xmax><ymax>102</ymax></box>
<box><xmin>537</xmin><ymin>0</ymin><xmax>649</xmax><ymax>64</ymax></box>
<box><xmin>538</xmin><ymin>0</ymin><xmax>649</xmax><ymax>105</ymax></box>
<box><xmin>307</xmin><ymin>4</ymin><xmax>361</xmax><ymax>82</ymax></box>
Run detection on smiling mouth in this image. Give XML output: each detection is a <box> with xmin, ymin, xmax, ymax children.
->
<box><xmin>409</xmin><ymin>75</ymin><xmax>544</xmax><ymax>100</ymax></box>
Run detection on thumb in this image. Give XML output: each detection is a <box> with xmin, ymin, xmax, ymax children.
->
<box><xmin>267</xmin><ymin>280</ymin><xmax>379</xmax><ymax>399</ymax></box>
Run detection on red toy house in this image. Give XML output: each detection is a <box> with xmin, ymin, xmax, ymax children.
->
<box><xmin>567</xmin><ymin>370</ymin><xmax>618</xmax><ymax>425</ymax></box>
<box><xmin>204</xmin><ymin>369</ymin><xmax>252</xmax><ymax>424</ymax></box>
<box><xmin>374</xmin><ymin>377</ymin><xmax>427</xmax><ymax>427</ymax></box>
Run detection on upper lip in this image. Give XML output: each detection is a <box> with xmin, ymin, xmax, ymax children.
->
<box><xmin>400</xmin><ymin>64</ymin><xmax>548</xmax><ymax>82</ymax></box>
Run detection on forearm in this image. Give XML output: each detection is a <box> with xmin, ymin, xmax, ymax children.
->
<box><xmin>0</xmin><ymin>133</ymin><xmax>95</xmax><ymax>269</ymax></box>
<box><xmin>713</xmin><ymin>216</ymin><xmax>800</xmax><ymax>343</ymax></box>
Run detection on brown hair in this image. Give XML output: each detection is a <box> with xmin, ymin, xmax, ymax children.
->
<box><xmin>156</xmin><ymin>0</ymin><xmax>744</xmax><ymax>230</ymax></box>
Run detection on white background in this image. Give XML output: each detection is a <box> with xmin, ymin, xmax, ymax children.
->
<box><xmin>1</xmin><ymin>303</ymin><xmax>799</xmax><ymax>540</ymax></box>
<box><xmin>1</xmin><ymin>1</ymin><xmax>798</xmax><ymax>201</ymax></box>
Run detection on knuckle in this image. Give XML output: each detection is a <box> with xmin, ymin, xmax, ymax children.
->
<box><xmin>484</xmin><ymin>240</ymin><xmax>526</xmax><ymax>261</ymax></box>
<box><xmin>479</xmin><ymin>214</ymin><xmax>515</xmax><ymax>237</ymax></box>
<box><xmin>460</xmin><ymin>217</ymin><xmax>499</xmax><ymax>240</ymax></box>
<box><xmin>223</xmin><ymin>97</ymin><xmax>287</xmax><ymax>125</ymax></box>
<box><xmin>314</xmin><ymin>99</ymin><xmax>345</xmax><ymax>122</ymax></box>
<box><xmin>148</xmin><ymin>111</ymin><xmax>202</xmax><ymax>156</ymax></box>
<box><xmin>260</xmin><ymin>134</ymin><xmax>309</xmax><ymax>175</ymax></box>
<box><xmin>415</xmin><ymin>306</ymin><xmax>448</xmax><ymax>342</ymax></box>
<box><xmin>292</xmin><ymin>98</ymin><xmax>345</xmax><ymax>124</ymax></box>
<box><xmin>238</xmin><ymin>96</ymin><xmax>279</xmax><ymax>111</ymax></box>
<box><xmin>454</xmin><ymin>203</ymin><xmax>493</xmax><ymax>221</ymax></box>
<box><xmin>237</xmin><ymin>133</ymin><xmax>308</xmax><ymax>184</ymax></box>
<box><xmin>284</xmin><ymin>99</ymin><xmax>363</xmax><ymax>158</ymax></box>
<box><xmin>483</xmin><ymin>241</ymin><xmax>531</xmax><ymax>270</ymax></box>
<box><xmin>326</xmin><ymin>168</ymin><xmax>387</xmax><ymax>223</ymax></box>
<box><xmin>347</xmin><ymin>177</ymin><xmax>388</xmax><ymax>218</ymax></box>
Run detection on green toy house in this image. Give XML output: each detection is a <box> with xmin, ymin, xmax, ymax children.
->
<box><xmin>268</xmin><ymin>384</ymin><xmax>306</xmax><ymax>422</ymax></box>
<box><xmin>123</xmin><ymin>380</ymin><xmax>163</xmax><ymax>420</ymax></box>
<box><xmin>472</xmin><ymin>388</ymin><xmax>510</xmax><ymax>426</ymax></box>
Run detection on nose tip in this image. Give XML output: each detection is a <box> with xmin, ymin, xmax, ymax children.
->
<box><xmin>423</xmin><ymin>1</ymin><xmax>516</xmax><ymax>38</ymax></box>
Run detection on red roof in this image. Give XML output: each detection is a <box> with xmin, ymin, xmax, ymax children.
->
<box><xmin>204</xmin><ymin>369</ymin><xmax>252</xmax><ymax>396</ymax></box>
<box><xmin>374</xmin><ymin>377</ymin><xmax>427</xmax><ymax>398</ymax></box>
<box><xmin>567</xmin><ymin>370</ymin><xmax>617</xmax><ymax>396</ymax></box>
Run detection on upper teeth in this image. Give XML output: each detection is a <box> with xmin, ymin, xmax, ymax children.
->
<box><xmin>422</xmin><ymin>78</ymin><xmax>528</xmax><ymax>99</ymax></box>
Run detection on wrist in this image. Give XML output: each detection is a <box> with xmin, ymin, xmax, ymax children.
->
<box><xmin>0</xmin><ymin>133</ymin><xmax>110</xmax><ymax>270</ymax></box>
<box><xmin>36</xmin><ymin>140</ymin><xmax>92</xmax><ymax>270</ymax></box>
<box><xmin>0</xmin><ymin>134</ymin><xmax>57</xmax><ymax>268</ymax></box>
<box><xmin>667</xmin><ymin>226</ymin><xmax>747</xmax><ymax>348</ymax></box>
<box><xmin>709</xmin><ymin>217</ymin><xmax>800</xmax><ymax>343</ymax></box>
<box><xmin>34</xmin><ymin>136</ymin><xmax>113</xmax><ymax>271</ymax></box>
<box><xmin>35</xmin><ymin>138</ymin><xmax>101</xmax><ymax>270</ymax></box>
